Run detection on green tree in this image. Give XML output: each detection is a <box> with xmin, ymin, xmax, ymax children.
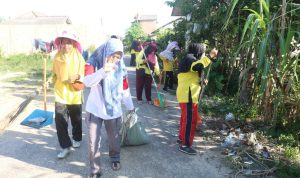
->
<box><xmin>168</xmin><ymin>0</ymin><xmax>299</xmax><ymax>131</ymax></box>
<box><xmin>224</xmin><ymin>0</ymin><xmax>300</xmax><ymax>129</ymax></box>
<box><xmin>123</xmin><ymin>22</ymin><xmax>147</xmax><ymax>52</ymax></box>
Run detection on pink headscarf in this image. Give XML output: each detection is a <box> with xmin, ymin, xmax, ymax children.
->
<box><xmin>145</xmin><ymin>42</ymin><xmax>157</xmax><ymax>64</ymax></box>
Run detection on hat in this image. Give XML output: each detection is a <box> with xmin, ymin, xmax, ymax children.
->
<box><xmin>54</xmin><ymin>30</ymin><xmax>82</xmax><ymax>53</ymax></box>
<box><xmin>166</xmin><ymin>41</ymin><xmax>180</xmax><ymax>51</ymax></box>
<box><xmin>159</xmin><ymin>41</ymin><xmax>180</xmax><ymax>61</ymax></box>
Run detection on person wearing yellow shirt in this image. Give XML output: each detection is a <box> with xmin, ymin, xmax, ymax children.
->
<box><xmin>130</xmin><ymin>40</ymin><xmax>141</xmax><ymax>66</ymax></box>
<box><xmin>51</xmin><ymin>31</ymin><xmax>86</xmax><ymax>159</ymax></box>
<box><xmin>159</xmin><ymin>41</ymin><xmax>180</xmax><ymax>91</ymax></box>
<box><xmin>135</xmin><ymin>42</ymin><xmax>160</xmax><ymax>104</ymax></box>
<box><xmin>176</xmin><ymin>43</ymin><xmax>218</xmax><ymax>155</ymax></box>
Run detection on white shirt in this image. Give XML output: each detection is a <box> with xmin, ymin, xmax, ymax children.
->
<box><xmin>83</xmin><ymin>68</ymin><xmax>134</xmax><ymax>120</ymax></box>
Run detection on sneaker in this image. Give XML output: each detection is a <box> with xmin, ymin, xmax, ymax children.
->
<box><xmin>163</xmin><ymin>88</ymin><xmax>168</xmax><ymax>92</ymax></box>
<box><xmin>88</xmin><ymin>172</ymin><xmax>102</xmax><ymax>178</ymax></box>
<box><xmin>147</xmin><ymin>101</ymin><xmax>153</xmax><ymax>105</ymax></box>
<box><xmin>179</xmin><ymin>145</ymin><xmax>197</xmax><ymax>155</ymax></box>
<box><xmin>176</xmin><ymin>139</ymin><xmax>182</xmax><ymax>145</ymax></box>
<box><xmin>57</xmin><ymin>148</ymin><xmax>70</xmax><ymax>159</ymax></box>
<box><xmin>137</xmin><ymin>100</ymin><xmax>143</xmax><ymax>105</ymax></box>
<box><xmin>72</xmin><ymin>140</ymin><xmax>81</xmax><ymax>148</ymax></box>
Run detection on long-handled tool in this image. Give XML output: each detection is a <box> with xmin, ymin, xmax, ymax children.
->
<box><xmin>21</xmin><ymin>58</ymin><xmax>53</xmax><ymax>129</ymax></box>
<box><xmin>199</xmin><ymin>64</ymin><xmax>212</xmax><ymax>102</ymax></box>
<box><xmin>141</xmin><ymin>47</ymin><xmax>166</xmax><ymax>108</ymax></box>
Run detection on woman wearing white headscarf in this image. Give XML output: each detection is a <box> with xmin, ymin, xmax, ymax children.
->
<box><xmin>84</xmin><ymin>38</ymin><xmax>134</xmax><ymax>177</ymax></box>
<box><xmin>159</xmin><ymin>41</ymin><xmax>180</xmax><ymax>91</ymax></box>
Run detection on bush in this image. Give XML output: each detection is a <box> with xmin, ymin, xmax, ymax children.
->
<box><xmin>284</xmin><ymin>146</ymin><xmax>299</xmax><ymax>160</ymax></box>
<box><xmin>199</xmin><ymin>96</ymin><xmax>259</xmax><ymax>121</ymax></box>
<box><xmin>0</xmin><ymin>48</ymin><xmax>3</xmax><ymax>59</ymax></box>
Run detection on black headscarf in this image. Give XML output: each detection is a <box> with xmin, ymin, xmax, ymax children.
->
<box><xmin>131</xmin><ymin>40</ymin><xmax>141</xmax><ymax>52</ymax></box>
<box><xmin>178</xmin><ymin>43</ymin><xmax>206</xmax><ymax>73</ymax></box>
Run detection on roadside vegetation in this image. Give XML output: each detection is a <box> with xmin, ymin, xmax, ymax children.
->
<box><xmin>123</xmin><ymin>0</ymin><xmax>299</xmax><ymax>177</ymax></box>
<box><xmin>1</xmin><ymin>1</ymin><xmax>299</xmax><ymax>176</ymax></box>
<box><xmin>0</xmin><ymin>52</ymin><xmax>52</xmax><ymax>82</ymax></box>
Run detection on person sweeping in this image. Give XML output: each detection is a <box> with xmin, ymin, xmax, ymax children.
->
<box><xmin>176</xmin><ymin>43</ymin><xmax>218</xmax><ymax>155</ymax></box>
<box><xmin>135</xmin><ymin>42</ymin><xmax>160</xmax><ymax>105</ymax></box>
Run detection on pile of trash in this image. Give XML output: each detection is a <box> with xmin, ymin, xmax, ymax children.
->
<box><xmin>218</xmin><ymin>113</ymin><xmax>275</xmax><ymax>177</ymax></box>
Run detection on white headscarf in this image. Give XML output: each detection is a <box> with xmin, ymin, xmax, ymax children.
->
<box><xmin>87</xmin><ymin>38</ymin><xmax>126</xmax><ymax>116</ymax></box>
<box><xmin>159</xmin><ymin>41</ymin><xmax>180</xmax><ymax>61</ymax></box>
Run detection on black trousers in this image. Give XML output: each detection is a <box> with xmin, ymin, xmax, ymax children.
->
<box><xmin>55</xmin><ymin>102</ymin><xmax>82</xmax><ymax>149</ymax></box>
<box><xmin>163</xmin><ymin>71</ymin><xmax>174</xmax><ymax>90</ymax></box>
<box><xmin>130</xmin><ymin>54</ymin><xmax>136</xmax><ymax>66</ymax></box>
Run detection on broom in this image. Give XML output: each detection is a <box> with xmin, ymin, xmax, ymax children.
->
<box><xmin>140</xmin><ymin>46</ymin><xmax>165</xmax><ymax>108</ymax></box>
<box><xmin>20</xmin><ymin>58</ymin><xmax>53</xmax><ymax>129</ymax></box>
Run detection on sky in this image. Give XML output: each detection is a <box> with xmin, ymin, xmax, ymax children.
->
<box><xmin>0</xmin><ymin>0</ymin><xmax>177</xmax><ymax>37</ymax></box>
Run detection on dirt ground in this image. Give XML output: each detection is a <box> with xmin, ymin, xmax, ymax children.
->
<box><xmin>0</xmin><ymin>56</ymin><xmax>235</xmax><ymax>178</ymax></box>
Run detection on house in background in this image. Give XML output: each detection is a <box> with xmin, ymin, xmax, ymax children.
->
<box><xmin>148</xmin><ymin>6</ymin><xmax>184</xmax><ymax>39</ymax></box>
<box><xmin>134</xmin><ymin>14</ymin><xmax>157</xmax><ymax>35</ymax></box>
<box><xmin>0</xmin><ymin>11</ymin><xmax>105</xmax><ymax>55</ymax></box>
<box><xmin>5</xmin><ymin>11</ymin><xmax>72</xmax><ymax>25</ymax></box>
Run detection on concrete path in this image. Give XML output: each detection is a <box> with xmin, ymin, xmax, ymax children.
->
<box><xmin>0</xmin><ymin>56</ymin><xmax>233</xmax><ymax>178</ymax></box>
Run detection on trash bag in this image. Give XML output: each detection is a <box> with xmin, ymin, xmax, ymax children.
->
<box><xmin>120</xmin><ymin>109</ymin><xmax>150</xmax><ymax>146</ymax></box>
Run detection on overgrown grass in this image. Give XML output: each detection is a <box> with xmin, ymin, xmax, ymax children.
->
<box><xmin>200</xmin><ymin>95</ymin><xmax>300</xmax><ymax>177</ymax></box>
<box><xmin>276</xmin><ymin>161</ymin><xmax>300</xmax><ymax>178</ymax></box>
<box><xmin>199</xmin><ymin>95</ymin><xmax>259</xmax><ymax>121</ymax></box>
<box><xmin>0</xmin><ymin>52</ymin><xmax>52</xmax><ymax>79</ymax></box>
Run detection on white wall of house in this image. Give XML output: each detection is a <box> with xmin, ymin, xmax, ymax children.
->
<box><xmin>0</xmin><ymin>24</ymin><xmax>107</xmax><ymax>55</ymax></box>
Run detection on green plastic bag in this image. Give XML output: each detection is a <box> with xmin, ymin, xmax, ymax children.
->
<box><xmin>120</xmin><ymin>110</ymin><xmax>150</xmax><ymax>146</ymax></box>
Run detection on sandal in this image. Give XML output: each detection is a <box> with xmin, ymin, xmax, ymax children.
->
<box><xmin>111</xmin><ymin>161</ymin><xmax>121</xmax><ymax>171</ymax></box>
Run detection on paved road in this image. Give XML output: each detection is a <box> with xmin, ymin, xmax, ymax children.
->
<box><xmin>0</xmin><ymin>56</ymin><xmax>233</xmax><ymax>178</ymax></box>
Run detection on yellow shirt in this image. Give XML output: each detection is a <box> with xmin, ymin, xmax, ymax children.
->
<box><xmin>131</xmin><ymin>49</ymin><xmax>139</xmax><ymax>55</ymax></box>
<box><xmin>159</xmin><ymin>54</ymin><xmax>175</xmax><ymax>72</ymax></box>
<box><xmin>53</xmin><ymin>49</ymin><xmax>85</xmax><ymax>105</ymax></box>
<box><xmin>136</xmin><ymin>50</ymin><xmax>160</xmax><ymax>75</ymax></box>
<box><xmin>176</xmin><ymin>56</ymin><xmax>211</xmax><ymax>103</ymax></box>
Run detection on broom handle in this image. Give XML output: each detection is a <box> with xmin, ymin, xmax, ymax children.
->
<box><xmin>43</xmin><ymin>58</ymin><xmax>47</xmax><ymax>111</ymax></box>
<box><xmin>140</xmin><ymin>46</ymin><xmax>159</xmax><ymax>93</ymax></box>
<box><xmin>199</xmin><ymin>64</ymin><xmax>212</xmax><ymax>102</ymax></box>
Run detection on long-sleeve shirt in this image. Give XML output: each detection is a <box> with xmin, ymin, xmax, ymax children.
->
<box><xmin>83</xmin><ymin>68</ymin><xmax>134</xmax><ymax>120</ymax></box>
<box><xmin>136</xmin><ymin>50</ymin><xmax>160</xmax><ymax>76</ymax></box>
